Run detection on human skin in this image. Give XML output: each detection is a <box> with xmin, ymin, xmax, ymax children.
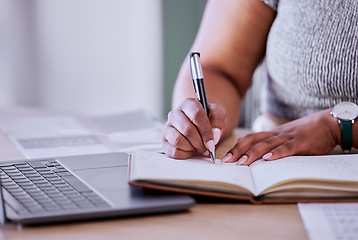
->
<box><xmin>162</xmin><ymin>0</ymin><xmax>357</xmax><ymax>165</ymax></box>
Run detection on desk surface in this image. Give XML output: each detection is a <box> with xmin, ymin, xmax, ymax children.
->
<box><xmin>0</xmin><ymin>107</ymin><xmax>307</xmax><ymax>240</ymax></box>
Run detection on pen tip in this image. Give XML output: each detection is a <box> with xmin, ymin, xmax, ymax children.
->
<box><xmin>209</xmin><ymin>151</ymin><xmax>215</xmax><ymax>164</ymax></box>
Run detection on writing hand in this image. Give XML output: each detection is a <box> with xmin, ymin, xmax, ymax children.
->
<box><xmin>162</xmin><ymin>98</ymin><xmax>227</xmax><ymax>159</ymax></box>
<box><xmin>221</xmin><ymin>109</ymin><xmax>340</xmax><ymax>165</ymax></box>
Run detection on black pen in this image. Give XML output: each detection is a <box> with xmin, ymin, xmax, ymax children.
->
<box><xmin>189</xmin><ymin>52</ymin><xmax>216</xmax><ymax>164</ymax></box>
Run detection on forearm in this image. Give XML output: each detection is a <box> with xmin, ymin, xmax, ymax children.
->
<box><xmin>293</xmin><ymin>108</ymin><xmax>358</xmax><ymax>152</ymax></box>
<box><xmin>172</xmin><ymin>0</ymin><xmax>276</xmax><ymax>137</ymax></box>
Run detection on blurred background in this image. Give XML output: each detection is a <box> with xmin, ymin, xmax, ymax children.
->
<box><xmin>0</xmin><ymin>0</ymin><xmax>260</xmax><ymax>127</ymax></box>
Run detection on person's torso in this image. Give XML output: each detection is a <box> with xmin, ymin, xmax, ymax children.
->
<box><xmin>263</xmin><ymin>0</ymin><xmax>358</xmax><ymax>119</ymax></box>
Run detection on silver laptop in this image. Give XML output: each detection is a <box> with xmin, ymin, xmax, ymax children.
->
<box><xmin>0</xmin><ymin>152</ymin><xmax>195</xmax><ymax>225</ymax></box>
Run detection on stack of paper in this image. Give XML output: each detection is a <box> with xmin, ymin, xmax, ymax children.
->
<box><xmin>298</xmin><ymin>203</ymin><xmax>358</xmax><ymax>240</ymax></box>
<box><xmin>0</xmin><ymin>110</ymin><xmax>163</xmax><ymax>158</ymax></box>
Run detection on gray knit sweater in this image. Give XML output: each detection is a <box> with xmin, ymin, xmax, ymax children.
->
<box><xmin>261</xmin><ymin>0</ymin><xmax>358</xmax><ymax>120</ymax></box>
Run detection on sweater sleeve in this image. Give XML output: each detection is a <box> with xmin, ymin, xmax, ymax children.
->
<box><xmin>261</xmin><ymin>0</ymin><xmax>278</xmax><ymax>11</ymax></box>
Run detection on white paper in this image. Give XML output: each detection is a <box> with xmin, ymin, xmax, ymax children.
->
<box><xmin>298</xmin><ymin>203</ymin><xmax>358</xmax><ymax>240</ymax></box>
<box><xmin>0</xmin><ymin>110</ymin><xmax>163</xmax><ymax>158</ymax></box>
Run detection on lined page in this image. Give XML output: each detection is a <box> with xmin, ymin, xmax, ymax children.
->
<box><xmin>130</xmin><ymin>151</ymin><xmax>255</xmax><ymax>194</ymax></box>
<box><xmin>250</xmin><ymin>154</ymin><xmax>358</xmax><ymax>195</ymax></box>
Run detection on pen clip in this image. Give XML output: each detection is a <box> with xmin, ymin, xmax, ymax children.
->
<box><xmin>189</xmin><ymin>52</ymin><xmax>209</xmax><ymax>116</ymax></box>
<box><xmin>190</xmin><ymin>52</ymin><xmax>203</xmax><ymax>80</ymax></box>
<box><xmin>192</xmin><ymin>79</ymin><xmax>197</xmax><ymax>93</ymax></box>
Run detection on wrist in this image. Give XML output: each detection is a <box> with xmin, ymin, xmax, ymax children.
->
<box><xmin>352</xmin><ymin>119</ymin><xmax>358</xmax><ymax>149</ymax></box>
<box><xmin>330</xmin><ymin>102</ymin><xmax>358</xmax><ymax>152</ymax></box>
<box><xmin>325</xmin><ymin>108</ymin><xmax>341</xmax><ymax>146</ymax></box>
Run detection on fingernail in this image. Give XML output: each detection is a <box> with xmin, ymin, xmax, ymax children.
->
<box><xmin>212</xmin><ymin>128</ymin><xmax>222</xmax><ymax>145</ymax></box>
<box><xmin>206</xmin><ymin>140</ymin><xmax>215</xmax><ymax>153</ymax></box>
<box><xmin>203</xmin><ymin>150</ymin><xmax>209</xmax><ymax>155</ymax></box>
<box><xmin>237</xmin><ymin>155</ymin><xmax>248</xmax><ymax>165</ymax></box>
<box><xmin>221</xmin><ymin>152</ymin><xmax>232</xmax><ymax>163</ymax></box>
<box><xmin>262</xmin><ymin>152</ymin><xmax>273</xmax><ymax>160</ymax></box>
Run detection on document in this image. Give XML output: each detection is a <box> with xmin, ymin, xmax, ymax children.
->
<box><xmin>0</xmin><ymin>110</ymin><xmax>163</xmax><ymax>158</ymax></box>
<box><xmin>298</xmin><ymin>203</ymin><xmax>358</xmax><ymax>240</ymax></box>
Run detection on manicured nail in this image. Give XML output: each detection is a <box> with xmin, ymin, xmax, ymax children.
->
<box><xmin>205</xmin><ymin>140</ymin><xmax>215</xmax><ymax>153</ymax></box>
<box><xmin>262</xmin><ymin>152</ymin><xmax>273</xmax><ymax>160</ymax></box>
<box><xmin>221</xmin><ymin>152</ymin><xmax>232</xmax><ymax>163</ymax></box>
<box><xmin>212</xmin><ymin>128</ymin><xmax>222</xmax><ymax>145</ymax></box>
<box><xmin>237</xmin><ymin>155</ymin><xmax>248</xmax><ymax>165</ymax></box>
<box><xmin>203</xmin><ymin>150</ymin><xmax>209</xmax><ymax>155</ymax></box>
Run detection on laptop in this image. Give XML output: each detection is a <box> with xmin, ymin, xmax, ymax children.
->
<box><xmin>0</xmin><ymin>152</ymin><xmax>195</xmax><ymax>225</ymax></box>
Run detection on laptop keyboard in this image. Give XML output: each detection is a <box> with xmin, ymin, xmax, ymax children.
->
<box><xmin>0</xmin><ymin>159</ymin><xmax>110</xmax><ymax>215</ymax></box>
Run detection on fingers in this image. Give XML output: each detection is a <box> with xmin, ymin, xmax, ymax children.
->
<box><xmin>213</xmin><ymin>128</ymin><xmax>222</xmax><ymax>145</ymax></box>
<box><xmin>162</xmin><ymin>98</ymin><xmax>227</xmax><ymax>159</ymax></box>
<box><xmin>163</xmin><ymin>125</ymin><xmax>195</xmax><ymax>152</ymax></box>
<box><xmin>208</xmin><ymin>103</ymin><xmax>226</xmax><ymax>144</ymax></box>
<box><xmin>180</xmin><ymin>99</ymin><xmax>214</xmax><ymax>152</ymax></box>
<box><xmin>167</xmin><ymin>107</ymin><xmax>207</xmax><ymax>153</ymax></box>
<box><xmin>243</xmin><ymin>134</ymin><xmax>293</xmax><ymax>165</ymax></box>
<box><xmin>162</xmin><ymin>139</ymin><xmax>193</xmax><ymax>159</ymax></box>
<box><xmin>221</xmin><ymin>133</ymin><xmax>307</xmax><ymax>165</ymax></box>
<box><xmin>221</xmin><ymin>109</ymin><xmax>338</xmax><ymax>165</ymax></box>
<box><xmin>263</xmin><ymin>138</ymin><xmax>308</xmax><ymax>161</ymax></box>
<box><xmin>221</xmin><ymin>132</ymin><xmax>278</xmax><ymax>164</ymax></box>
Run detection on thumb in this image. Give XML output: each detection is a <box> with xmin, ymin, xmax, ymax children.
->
<box><xmin>208</xmin><ymin>103</ymin><xmax>227</xmax><ymax>145</ymax></box>
<box><xmin>212</xmin><ymin>127</ymin><xmax>222</xmax><ymax>145</ymax></box>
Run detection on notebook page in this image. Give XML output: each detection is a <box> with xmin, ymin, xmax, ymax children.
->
<box><xmin>130</xmin><ymin>151</ymin><xmax>256</xmax><ymax>194</ymax></box>
<box><xmin>250</xmin><ymin>154</ymin><xmax>358</xmax><ymax>195</ymax></box>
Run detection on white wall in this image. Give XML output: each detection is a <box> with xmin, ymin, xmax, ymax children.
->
<box><xmin>0</xmin><ymin>0</ymin><xmax>16</xmax><ymax>105</ymax></box>
<box><xmin>1</xmin><ymin>0</ymin><xmax>163</xmax><ymax>118</ymax></box>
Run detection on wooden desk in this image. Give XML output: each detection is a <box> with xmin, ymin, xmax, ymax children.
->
<box><xmin>0</xmin><ymin>107</ymin><xmax>308</xmax><ymax>240</ymax></box>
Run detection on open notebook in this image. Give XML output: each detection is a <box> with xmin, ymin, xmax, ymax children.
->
<box><xmin>129</xmin><ymin>151</ymin><xmax>358</xmax><ymax>203</ymax></box>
